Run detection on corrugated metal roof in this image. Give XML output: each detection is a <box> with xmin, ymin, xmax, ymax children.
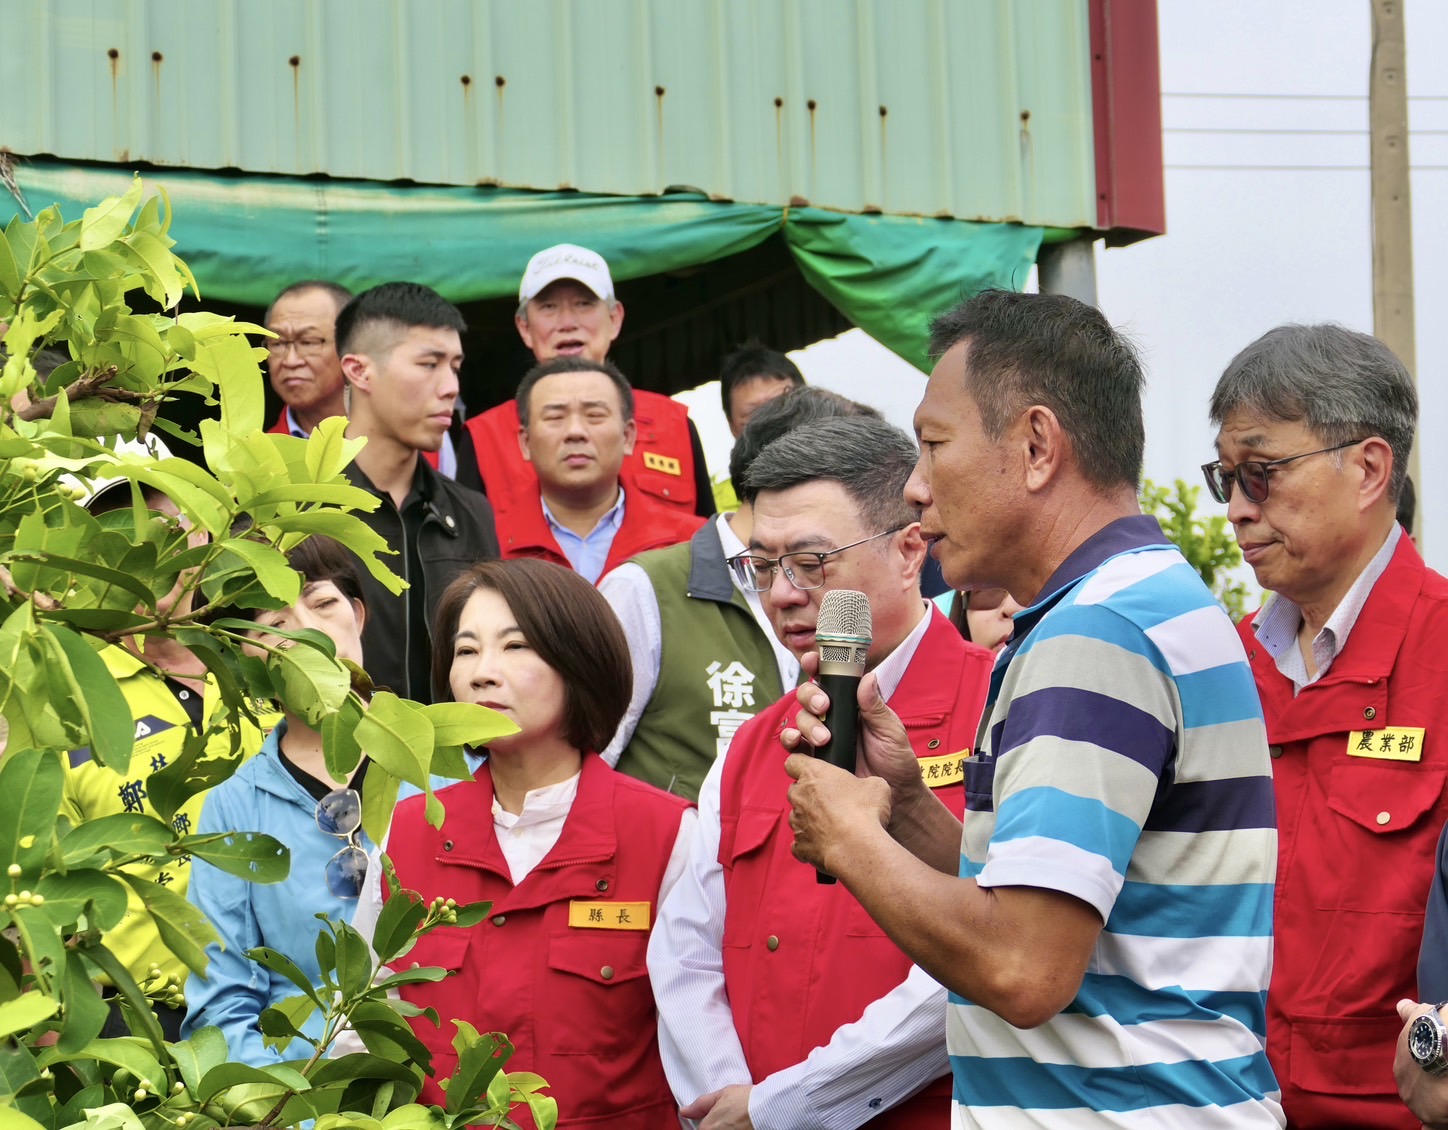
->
<box><xmin>0</xmin><ymin>0</ymin><xmax>1097</xmax><ymax>227</ymax></box>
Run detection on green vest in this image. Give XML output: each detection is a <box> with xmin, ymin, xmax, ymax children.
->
<box><xmin>614</xmin><ymin>521</ymin><xmax>785</xmax><ymax>802</ymax></box>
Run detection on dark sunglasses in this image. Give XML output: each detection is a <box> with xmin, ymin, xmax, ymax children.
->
<box><xmin>1201</xmin><ymin>439</ymin><xmax>1367</xmax><ymax>505</ymax></box>
<box><xmin>316</xmin><ymin>787</ymin><xmax>368</xmax><ymax>899</ymax></box>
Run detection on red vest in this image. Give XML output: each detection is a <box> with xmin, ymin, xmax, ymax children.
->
<box><xmin>385</xmin><ymin>756</ymin><xmax>691</xmax><ymax>1129</ymax></box>
<box><xmin>717</xmin><ymin>609</ymin><xmax>992</xmax><ymax>1127</ymax></box>
<box><xmin>465</xmin><ymin>391</ymin><xmax>697</xmax><ymax>528</ymax></box>
<box><xmin>1240</xmin><ymin>535</ymin><xmax>1448</xmax><ymax>1129</ymax></box>
<box><xmin>497</xmin><ymin>483</ymin><xmax>703</xmax><ymax>583</ymax></box>
<box><xmin>268</xmin><ymin>408</ymin><xmax>442</xmax><ymax>470</ymax></box>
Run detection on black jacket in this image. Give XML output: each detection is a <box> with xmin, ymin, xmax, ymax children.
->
<box><xmin>343</xmin><ymin>457</ymin><xmax>499</xmax><ymax>703</ymax></box>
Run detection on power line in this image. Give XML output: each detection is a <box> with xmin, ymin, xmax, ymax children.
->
<box><xmin>1164</xmin><ymin>91</ymin><xmax>1448</xmax><ymax>101</ymax></box>
<box><xmin>1166</xmin><ymin>163</ymin><xmax>1448</xmax><ymax>171</ymax></box>
<box><xmin>1166</xmin><ymin>126</ymin><xmax>1448</xmax><ymax>136</ymax></box>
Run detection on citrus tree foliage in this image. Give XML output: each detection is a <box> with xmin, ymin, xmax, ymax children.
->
<box><xmin>0</xmin><ymin>183</ymin><xmax>547</xmax><ymax>1128</ymax></box>
<box><xmin>1140</xmin><ymin>477</ymin><xmax>1251</xmax><ymax>621</ymax></box>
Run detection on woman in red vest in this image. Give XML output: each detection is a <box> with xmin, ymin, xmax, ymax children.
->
<box><xmin>368</xmin><ymin>559</ymin><xmax>692</xmax><ymax>1129</ymax></box>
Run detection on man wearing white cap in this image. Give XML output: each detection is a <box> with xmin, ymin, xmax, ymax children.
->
<box><xmin>463</xmin><ymin>244</ymin><xmax>713</xmax><ymax>537</ymax></box>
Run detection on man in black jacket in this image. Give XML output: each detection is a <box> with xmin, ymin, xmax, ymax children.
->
<box><xmin>337</xmin><ymin>283</ymin><xmax>499</xmax><ymax>703</ymax></box>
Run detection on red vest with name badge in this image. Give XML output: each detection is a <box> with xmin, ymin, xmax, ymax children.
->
<box><xmin>1240</xmin><ymin>535</ymin><xmax>1448</xmax><ymax>1129</ymax></box>
<box><xmin>497</xmin><ymin>484</ymin><xmax>703</xmax><ymax>583</ymax></box>
<box><xmin>717</xmin><ymin>608</ymin><xmax>992</xmax><ymax>1127</ymax></box>
<box><xmin>384</xmin><ymin>756</ymin><xmax>691</xmax><ymax>1129</ymax></box>
<box><xmin>465</xmin><ymin>392</ymin><xmax>697</xmax><ymax>527</ymax></box>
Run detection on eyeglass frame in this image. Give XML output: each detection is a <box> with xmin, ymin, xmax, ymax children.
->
<box><xmin>1200</xmin><ymin>438</ymin><xmax>1369</xmax><ymax>505</ymax></box>
<box><xmin>262</xmin><ymin>335</ymin><xmax>332</xmax><ymax>358</ymax></box>
<box><xmin>315</xmin><ymin>786</ymin><xmax>368</xmax><ymax>900</ymax></box>
<box><xmin>726</xmin><ymin>525</ymin><xmax>908</xmax><ymax>593</ymax></box>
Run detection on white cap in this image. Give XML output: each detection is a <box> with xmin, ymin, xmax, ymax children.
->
<box><xmin>71</xmin><ymin>433</ymin><xmax>174</xmax><ymax>510</ymax></box>
<box><xmin>518</xmin><ymin>244</ymin><xmax>615</xmax><ymax>304</ymax></box>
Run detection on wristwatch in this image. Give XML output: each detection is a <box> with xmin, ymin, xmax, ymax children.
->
<box><xmin>1409</xmin><ymin>1005</ymin><xmax>1448</xmax><ymax>1076</ymax></box>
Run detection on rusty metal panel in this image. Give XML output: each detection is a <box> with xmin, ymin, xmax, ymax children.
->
<box><xmin>0</xmin><ymin>0</ymin><xmax>1098</xmax><ymax>227</ymax></box>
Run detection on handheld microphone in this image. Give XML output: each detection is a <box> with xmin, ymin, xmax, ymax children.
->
<box><xmin>811</xmin><ymin>589</ymin><xmax>872</xmax><ymax>884</ymax></box>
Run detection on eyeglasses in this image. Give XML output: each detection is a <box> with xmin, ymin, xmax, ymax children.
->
<box><xmin>263</xmin><ymin>336</ymin><xmax>331</xmax><ymax>358</ymax></box>
<box><xmin>1201</xmin><ymin>439</ymin><xmax>1368</xmax><ymax>505</ymax></box>
<box><xmin>727</xmin><ymin>526</ymin><xmax>906</xmax><ymax>593</ymax></box>
<box><xmin>316</xmin><ymin>787</ymin><xmax>368</xmax><ymax>899</ymax></box>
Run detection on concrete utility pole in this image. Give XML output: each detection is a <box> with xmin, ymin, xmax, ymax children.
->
<box><xmin>1369</xmin><ymin>0</ymin><xmax>1419</xmax><ymax>541</ymax></box>
<box><xmin>1037</xmin><ymin>236</ymin><xmax>1099</xmax><ymax>307</ymax></box>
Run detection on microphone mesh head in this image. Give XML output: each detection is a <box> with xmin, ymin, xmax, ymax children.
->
<box><xmin>817</xmin><ymin>589</ymin><xmax>872</xmax><ymax>642</ymax></box>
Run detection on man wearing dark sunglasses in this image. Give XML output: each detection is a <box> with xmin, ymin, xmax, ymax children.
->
<box><xmin>1209</xmin><ymin>322</ymin><xmax>1445</xmax><ymax>1129</ymax></box>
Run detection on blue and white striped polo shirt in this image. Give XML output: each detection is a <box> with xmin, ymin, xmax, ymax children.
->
<box><xmin>951</xmin><ymin>516</ymin><xmax>1283</xmax><ymax>1128</ymax></box>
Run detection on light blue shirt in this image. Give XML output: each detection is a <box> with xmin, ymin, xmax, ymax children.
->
<box><xmin>541</xmin><ymin>489</ymin><xmax>626</xmax><ymax>584</ymax></box>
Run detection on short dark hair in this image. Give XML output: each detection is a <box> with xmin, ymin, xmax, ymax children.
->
<box><xmin>207</xmin><ymin>535</ymin><xmax>365</xmax><ymax>626</ymax></box>
<box><xmin>334</xmin><ymin>282</ymin><xmax>466</xmax><ymax>358</ymax></box>
<box><xmin>516</xmin><ymin>356</ymin><xmax>635</xmax><ymax>426</ymax></box>
<box><xmin>730</xmin><ymin>387</ymin><xmax>881</xmax><ymax>504</ymax></box>
<box><xmin>745</xmin><ymin>415</ymin><xmax>918</xmax><ymax>531</ymax></box>
<box><xmin>265</xmin><ymin>280</ymin><xmax>354</xmax><ymax>326</ymax></box>
<box><xmin>1398</xmin><ymin>474</ymin><xmax>1416</xmax><ymax>535</ymax></box>
<box><xmin>719</xmin><ymin>340</ymin><xmax>805</xmax><ymax>419</ymax></box>
<box><xmin>929</xmin><ymin>289</ymin><xmax>1146</xmax><ymax>490</ymax></box>
<box><xmin>430</xmin><ymin>558</ymin><xmax>632</xmax><ymax>753</ymax></box>
<box><xmin>1209</xmin><ymin>323</ymin><xmax>1417</xmax><ymax>504</ymax></box>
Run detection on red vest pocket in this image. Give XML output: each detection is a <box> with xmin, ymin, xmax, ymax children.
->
<box><xmin>545</xmin><ymin>929</ymin><xmax>655</xmax><ymax>1056</ymax></box>
<box><xmin>1317</xmin><ymin>763</ymin><xmax>1445</xmax><ymax>912</ymax></box>
<box><xmin>1288</xmin><ymin>1013</ymin><xmax>1401</xmax><ymax>1096</ymax></box>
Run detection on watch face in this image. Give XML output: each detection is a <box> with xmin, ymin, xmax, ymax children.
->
<box><xmin>1412</xmin><ymin>1014</ymin><xmax>1444</xmax><ymax>1064</ymax></box>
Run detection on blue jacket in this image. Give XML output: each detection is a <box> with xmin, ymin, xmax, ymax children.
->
<box><xmin>183</xmin><ymin>724</ymin><xmax>464</xmax><ymax>1065</ymax></box>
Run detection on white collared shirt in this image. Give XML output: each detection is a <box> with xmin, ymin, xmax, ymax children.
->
<box><xmin>1253</xmin><ymin>523</ymin><xmax>1401</xmax><ymax>693</ymax></box>
<box><xmin>648</xmin><ymin>601</ymin><xmax>947</xmax><ymax>1128</ymax></box>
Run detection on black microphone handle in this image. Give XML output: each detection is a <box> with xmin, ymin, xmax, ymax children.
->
<box><xmin>813</xmin><ymin>670</ymin><xmax>862</xmax><ymax>884</ymax></box>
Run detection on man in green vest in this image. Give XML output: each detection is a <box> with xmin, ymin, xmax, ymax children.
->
<box><xmin>601</xmin><ymin>388</ymin><xmax>879</xmax><ymax>800</ymax></box>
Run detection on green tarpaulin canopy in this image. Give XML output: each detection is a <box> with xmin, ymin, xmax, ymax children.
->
<box><xmin>2</xmin><ymin>156</ymin><xmax>1042</xmax><ymax>389</ymax></box>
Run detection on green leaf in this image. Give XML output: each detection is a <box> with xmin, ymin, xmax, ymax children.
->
<box><xmin>168</xmin><ymin>1024</ymin><xmax>230</xmax><ymax>1098</ymax></box>
<box><xmin>55</xmin><ymin>949</ymin><xmax>108</xmax><ymax>1053</ymax></box>
<box><xmin>143</xmin><ymin>722</ymin><xmax>242</xmax><ymax>827</ymax></box>
<box><xmin>0</xmin><ymin>991</ymin><xmax>60</xmax><ymax>1038</ymax></box>
<box><xmin>308</xmin><ymin>1053</ymin><xmax>420</xmax><ymax>1089</ymax></box>
<box><xmin>346</xmin><ymin>1001</ymin><xmax>435</xmax><ymax>1070</ymax></box>
<box><xmin>0</xmin><ymin>1109</ymin><xmax>52</xmax><ymax>1130</ymax></box>
<box><xmin>359</xmin><ymin>763</ymin><xmax>404</xmax><ymax>849</ymax></box>
<box><xmin>35</xmin><ymin>869</ymin><xmax>130</xmax><ymax>932</ymax></box>
<box><xmin>265</xmin><ymin>511</ymin><xmax>403</xmax><ymax>595</ymax></box>
<box><xmin>525</xmin><ymin>1089</ymin><xmax>559</xmax><ymax>1130</ymax></box>
<box><xmin>59</xmin><ymin>812</ymin><xmax>173</xmax><ymax>868</ymax></box>
<box><xmin>369</xmin><ymin>888</ymin><xmax>429</xmax><ymax>967</ymax></box>
<box><xmin>197</xmin><ymin>1061</ymin><xmax>309</xmax><ymax>1103</ymax></box>
<box><xmin>0</xmin><ymin>749</ymin><xmax>65</xmax><ymax>876</ymax></box>
<box><xmin>304</xmin><ymin>416</ymin><xmax>367</xmax><ymax>483</ymax></box>
<box><xmin>380</xmin><ymin>1106</ymin><xmax>445</xmax><ymax>1130</ymax></box>
<box><xmin>246</xmin><ymin>948</ymin><xmax>324</xmax><ymax>1007</ymax></box>
<box><xmin>419</xmin><ymin>701</ymin><xmax>519</xmax><ymax>751</ymax></box>
<box><xmin>373</xmin><ymin>966</ymin><xmax>450</xmax><ymax>991</ymax></box>
<box><xmin>0</xmin><ymin>1039</ymin><xmax>44</xmax><ymax>1121</ymax></box>
<box><xmin>46</xmin><ymin>624</ymin><xmax>135</xmax><ymax>772</ymax></box>
<box><xmin>38</xmin><ymin>1038</ymin><xmax>163</xmax><ymax>1094</ymax></box>
<box><xmin>0</xmin><ymin>229</ymin><xmax>20</xmax><ymax>299</ymax></box>
<box><xmin>320</xmin><ymin>694</ymin><xmax>366</xmax><ymax>786</ymax></box>
<box><xmin>271</xmin><ymin>638</ymin><xmax>350</xmax><ymax>727</ymax></box>
<box><xmin>122</xmin><ymin>229</ymin><xmax>186</xmax><ymax>308</ymax></box>
<box><xmin>258</xmin><ymin>993</ymin><xmax>318</xmax><ymax>1051</ymax></box>
<box><xmin>79</xmin><ymin>178</ymin><xmax>143</xmax><ymax>251</ymax></box>
<box><xmin>116</xmin><ymin>873</ymin><xmax>219</xmax><ymax>978</ymax></box>
<box><xmin>218</xmin><ymin>537</ymin><xmax>302</xmax><ymax>606</ymax></box>
<box><xmin>444</xmin><ymin>1021</ymin><xmax>513</xmax><ymax>1119</ymax></box>
<box><xmin>69</xmin><ymin>936</ymin><xmax>167</xmax><ymax>1053</ymax></box>
<box><xmin>333</xmin><ymin>922</ymin><xmax>374</xmax><ymax>999</ymax></box>
<box><xmin>60</xmin><ymin>1104</ymin><xmax>143</xmax><ymax>1130</ymax></box>
<box><xmin>355</xmin><ymin>694</ymin><xmax>437</xmax><ymax>823</ymax></box>
<box><xmin>178</xmin><ymin>831</ymin><xmax>289</xmax><ymax>884</ymax></box>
